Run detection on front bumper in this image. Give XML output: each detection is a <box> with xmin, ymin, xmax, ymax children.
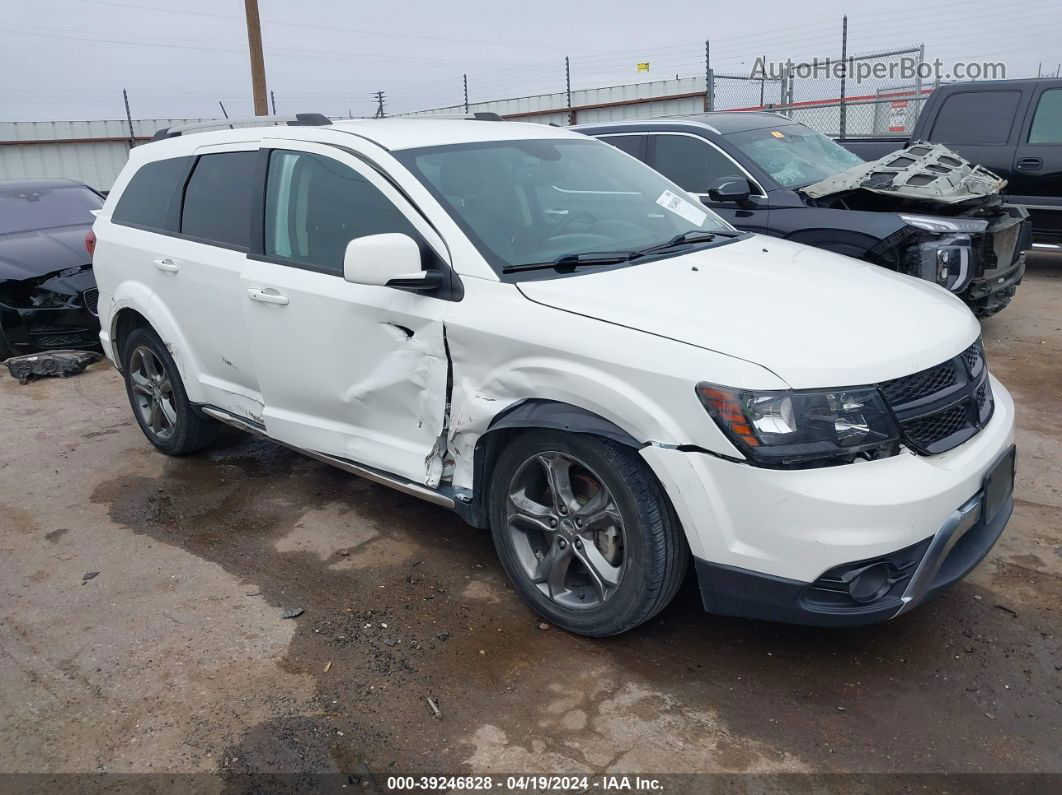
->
<box><xmin>0</xmin><ymin>303</ymin><xmax>102</xmax><ymax>356</ymax></box>
<box><xmin>966</xmin><ymin>251</ymin><xmax>1026</xmax><ymax>302</ymax></box>
<box><xmin>691</xmin><ymin>451</ymin><xmax>1013</xmax><ymax>626</ymax></box>
<box><xmin>640</xmin><ymin>375</ymin><xmax>1015</xmax><ymax>625</ymax></box>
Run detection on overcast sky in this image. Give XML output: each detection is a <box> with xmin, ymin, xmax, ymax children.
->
<box><xmin>1</xmin><ymin>0</ymin><xmax>1060</xmax><ymax>121</ymax></box>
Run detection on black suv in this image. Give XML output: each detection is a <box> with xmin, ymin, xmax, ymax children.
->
<box><xmin>0</xmin><ymin>178</ymin><xmax>103</xmax><ymax>359</ymax></box>
<box><xmin>576</xmin><ymin>114</ymin><xmax>1031</xmax><ymax>317</ymax></box>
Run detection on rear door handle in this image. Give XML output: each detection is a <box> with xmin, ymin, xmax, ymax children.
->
<box><xmin>152</xmin><ymin>258</ymin><xmax>179</xmax><ymax>273</ymax></box>
<box><xmin>247</xmin><ymin>287</ymin><xmax>289</xmax><ymax>306</ymax></box>
<box><xmin>1017</xmin><ymin>157</ymin><xmax>1043</xmax><ymax>170</ymax></box>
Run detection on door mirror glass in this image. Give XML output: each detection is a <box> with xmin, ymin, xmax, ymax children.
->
<box><xmin>343</xmin><ymin>233</ymin><xmax>431</xmax><ymax>288</ymax></box>
<box><xmin>706</xmin><ymin>176</ymin><xmax>751</xmax><ymax>205</ymax></box>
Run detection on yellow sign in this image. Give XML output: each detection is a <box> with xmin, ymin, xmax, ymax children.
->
<box><xmin>637</xmin><ymin>62</ymin><xmax>650</xmax><ymax>72</ymax></box>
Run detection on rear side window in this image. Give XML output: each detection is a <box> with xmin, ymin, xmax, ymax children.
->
<box><xmin>180</xmin><ymin>152</ymin><xmax>258</xmax><ymax>248</ymax></box>
<box><xmin>264</xmin><ymin>150</ymin><xmax>418</xmax><ymax>274</ymax></box>
<box><xmin>651</xmin><ymin>134</ymin><xmax>745</xmax><ymax>193</ymax></box>
<box><xmin>600</xmin><ymin>134</ymin><xmax>645</xmax><ymax>161</ymax></box>
<box><xmin>929</xmin><ymin>91</ymin><xmax>1020</xmax><ymax>145</ymax></box>
<box><xmin>112</xmin><ymin>157</ymin><xmax>191</xmax><ymax>232</ymax></box>
<box><xmin>1028</xmin><ymin>89</ymin><xmax>1062</xmax><ymax>144</ymax></box>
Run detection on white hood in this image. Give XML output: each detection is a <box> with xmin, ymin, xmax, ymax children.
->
<box><xmin>517</xmin><ymin>235</ymin><xmax>980</xmax><ymax>389</ymax></box>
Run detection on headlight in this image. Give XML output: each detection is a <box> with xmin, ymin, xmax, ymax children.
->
<box><xmin>899</xmin><ymin>214</ymin><xmax>988</xmax><ymax>235</ymax></box>
<box><xmin>696</xmin><ymin>383</ymin><xmax>899</xmax><ymax>467</ymax></box>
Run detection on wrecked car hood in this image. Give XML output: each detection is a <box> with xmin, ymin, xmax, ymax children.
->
<box><xmin>516</xmin><ymin>234</ymin><xmax>979</xmax><ymax>389</ymax></box>
<box><xmin>0</xmin><ymin>224</ymin><xmax>93</xmax><ymax>281</ymax></box>
<box><xmin>802</xmin><ymin>143</ymin><xmax>1005</xmax><ymax>205</ymax></box>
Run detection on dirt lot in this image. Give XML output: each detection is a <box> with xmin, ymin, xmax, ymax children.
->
<box><xmin>1</xmin><ymin>259</ymin><xmax>1059</xmax><ymax>788</ymax></box>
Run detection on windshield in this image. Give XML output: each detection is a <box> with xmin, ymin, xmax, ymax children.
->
<box><xmin>0</xmin><ymin>185</ymin><xmax>102</xmax><ymax>235</ymax></box>
<box><xmin>729</xmin><ymin>125</ymin><xmax>864</xmax><ymax>189</ymax></box>
<box><xmin>395</xmin><ymin>139</ymin><xmax>734</xmax><ymax>273</ymax></box>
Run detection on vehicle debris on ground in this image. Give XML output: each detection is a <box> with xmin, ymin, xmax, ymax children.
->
<box><xmin>5</xmin><ymin>350</ymin><xmax>102</xmax><ymax>383</ymax></box>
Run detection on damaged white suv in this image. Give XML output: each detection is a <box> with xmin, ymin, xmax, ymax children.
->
<box><xmin>92</xmin><ymin>114</ymin><xmax>1015</xmax><ymax>636</ymax></box>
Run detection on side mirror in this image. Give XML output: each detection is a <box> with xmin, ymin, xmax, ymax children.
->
<box><xmin>706</xmin><ymin>176</ymin><xmax>752</xmax><ymax>205</ymax></box>
<box><xmin>343</xmin><ymin>233</ymin><xmax>443</xmax><ymax>292</ymax></box>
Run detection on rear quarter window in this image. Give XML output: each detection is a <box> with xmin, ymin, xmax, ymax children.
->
<box><xmin>112</xmin><ymin>156</ymin><xmax>192</xmax><ymax>232</ymax></box>
<box><xmin>929</xmin><ymin>90</ymin><xmax>1021</xmax><ymax>145</ymax></box>
<box><xmin>180</xmin><ymin>152</ymin><xmax>258</xmax><ymax>249</ymax></box>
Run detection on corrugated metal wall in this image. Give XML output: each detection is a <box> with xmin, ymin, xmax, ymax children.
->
<box><xmin>0</xmin><ymin>118</ymin><xmax>208</xmax><ymax>191</ymax></box>
<box><xmin>404</xmin><ymin>77</ymin><xmax>709</xmax><ymax>125</ymax></box>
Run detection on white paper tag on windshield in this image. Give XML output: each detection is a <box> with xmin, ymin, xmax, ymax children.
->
<box><xmin>655</xmin><ymin>190</ymin><xmax>707</xmax><ymax>227</ymax></box>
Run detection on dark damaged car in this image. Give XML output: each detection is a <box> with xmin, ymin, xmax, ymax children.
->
<box><xmin>0</xmin><ymin>179</ymin><xmax>103</xmax><ymax>359</ymax></box>
<box><xmin>576</xmin><ymin>114</ymin><xmax>1032</xmax><ymax>317</ymax></box>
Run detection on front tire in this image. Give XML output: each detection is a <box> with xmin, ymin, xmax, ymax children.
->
<box><xmin>489</xmin><ymin>430</ymin><xmax>687</xmax><ymax>637</ymax></box>
<box><xmin>121</xmin><ymin>326</ymin><xmax>217</xmax><ymax>455</ymax></box>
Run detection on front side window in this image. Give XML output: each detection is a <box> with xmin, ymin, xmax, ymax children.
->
<box><xmin>929</xmin><ymin>91</ymin><xmax>1020</xmax><ymax>145</ymax></box>
<box><xmin>264</xmin><ymin>150</ymin><xmax>418</xmax><ymax>275</ymax></box>
<box><xmin>0</xmin><ymin>184</ymin><xmax>102</xmax><ymax>236</ymax></box>
<box><xmin>180</xmin><ymin>151</ymin><xmax>258</xmax><ymax>248</ymax></box>
<box><xmin>1029</xmin><ymin>89</ymin><xmax>1062</xmax><ymax>144</ymax></box>
<box><xmin>112</xmin><ymin>157</ymin><xmax>191</xmax><ymax>232</ymax></box>
<box><xmin>396</xmin><ymin>139</ymin><xmax>733</xmax><ymax>273</ymax></box>
<box><xmin>728</xmin><ymin>125</ymin><xmax>864</xmax><ymax>188</ymax></box>
<box><xmin>652</xmin><ymin>134</ymin><xmax>748</xmax><ymax>193</ymax></box>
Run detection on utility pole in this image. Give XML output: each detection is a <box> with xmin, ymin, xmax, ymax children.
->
<box><xmin>270</xmin><ymin>89</ymin><xmax>277</xmax><ymax>115</ymax></box>
<box><xmin>122</xmin><ymin>89</ymin><xmax>135</xmax><ymax>148</ymax></box>
<box><xmin>243</xmin><ymin>0</ymin><xmax>269</xmax><ymax>116</ymax></box>
<box><xmin>463</xmin><ymin>73</ymin><xmax>469</xmax><ymax>113</ymax></box>
<box><xmin>373</xmin><ymin>91</ymin><xmax>386</xmax><ymax>118</ymax></box>
<box><xmin>838</xmin><ymin>14</ymin><xmax>848</xmax><ymax>139</ymax></box>
<box><xmin>565</xmin><ymin>56</ymin><xmax>573</xmax><ymax>125</ymax></box>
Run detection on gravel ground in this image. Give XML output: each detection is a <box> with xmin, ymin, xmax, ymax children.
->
<box><xmin>0</xmin><ymin>258</ymin><xmax>1059</xmax><ymax>788</ymax></box>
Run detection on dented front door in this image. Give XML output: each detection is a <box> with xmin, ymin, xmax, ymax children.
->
<box><xmin>241</xmin><ymin>142</ymin><xmax>450</xmax><ymax>486</ymax></box>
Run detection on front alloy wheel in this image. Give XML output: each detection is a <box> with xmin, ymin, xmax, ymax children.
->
<box><xmin>506</xmin><ymin>451</ymin><xmax>626</xmax><ymax>610</ymax></box>
<box><xmin>490</xmin><ymin>430</ymin><xmax>688</xmax><ymax>637</ymax></box>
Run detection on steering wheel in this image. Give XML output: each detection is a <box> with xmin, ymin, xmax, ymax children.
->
<box><xmin>552</xmin><ymin>209</ymin><xmax>598</xmax><ymax>237</ymax></box>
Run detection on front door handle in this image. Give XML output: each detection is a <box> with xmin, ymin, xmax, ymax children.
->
<box><xmin>152</xmin><ymin>258</ymin><xmax>179</xmax><ymax>273</ymax></box>
<box><xmin>247</xmin><ymin>287</ymin><xmax>289</xmax><ymax>306</ymax></box>
<box><xmin>1017</xmin><ymin>157</ymin><xmax>1043</xmax><ymax>170</ymax></box>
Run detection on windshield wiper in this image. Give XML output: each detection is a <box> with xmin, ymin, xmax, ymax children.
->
<box><xmin>634</xmin><ymin>230</ymin><xmax>717</xmax><ymax>255</ymax></box>
<box><xmin>502</xmin><ymin>250</ymin><xmax>637</xmax><ymax>274</ymax></box>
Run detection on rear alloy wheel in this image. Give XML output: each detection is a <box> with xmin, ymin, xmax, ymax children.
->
<box><xmin>121</xmin><ymin>326</ymin><xmax>217</xmax><ymax>455</ymax></box>
<box><xmin>128</xmin><ymin>345</ymin><xmax>178</xmax><ymax>442</ymax></box>
<box><xmin>490</xmin><ymin>430</ymin><xmax>687</xmax><ymax>636</ymax></box>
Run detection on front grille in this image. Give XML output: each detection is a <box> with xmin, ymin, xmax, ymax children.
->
<box><xmin>881</xmin><ymin>339</ymin><xmax>994</xmax><ymax>455</ymax></box>
<box><xmin>962</xmin><ymin>343</ymin><xmax>984</xmax><ymax>376</ymax></box>
<box><xmin>82</xmin><ymin>288</ymin><xmax>99</xmax><ymax>316</ymax></box>
<box><xmin>881</xmin><ymin>361</ymin><xmax>957</xmax><ymax>404</ymax></box>
<box><xmin>903</xmin><ymin>402</ymin><xmax>969</xmax><ymax>448</ymax></box>
<box><xmin>35</xmin><ymin>332</ymin><xmax>92</xmax><ymax>348</ymax></box>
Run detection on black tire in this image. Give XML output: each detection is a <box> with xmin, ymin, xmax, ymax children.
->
<box><xmin>0</xmin><ymin>324</ymin><xmax>13</xmax><ymax>361</ymax></box>
<box><xmin>489</xmin><ymin>430</ymin><xmax>688</xmax><ymax>637</ymax></box>
<box><xmin>121</xmin><ymin>326</ymin><xmax>217</xmax><ymax>455</ymax></box>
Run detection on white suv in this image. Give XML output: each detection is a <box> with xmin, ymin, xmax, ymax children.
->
<box><xmin>91</xmin><ymin>114</ymin><xmax>1015</xmax><ymax>636</ymax></box>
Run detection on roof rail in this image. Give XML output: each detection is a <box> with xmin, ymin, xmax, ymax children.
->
<box><xmin>151</xmin><ymin>113</ymin><xmax>332</xmax><ymax>141</ymax></box>
<box><xmin>400</xmin><ymin>112</ymin><xmax>504</xmax><ymax>121</ymax></box>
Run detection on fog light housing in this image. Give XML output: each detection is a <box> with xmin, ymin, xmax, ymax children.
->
<box><xmin>844</xmin><ymin>562</ymin><xmax>893</xmax><ymax>604</ymax></box>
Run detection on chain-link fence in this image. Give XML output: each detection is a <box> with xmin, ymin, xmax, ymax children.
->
<box><xmin>709</xmin><ymin>73</ymin><xmax>786</xmax><ymax>112</ymax></box>
<box><xmin>764</xmin><ymin>91</ymin><xmax>933</xmax><ymax>139</ymax></box>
